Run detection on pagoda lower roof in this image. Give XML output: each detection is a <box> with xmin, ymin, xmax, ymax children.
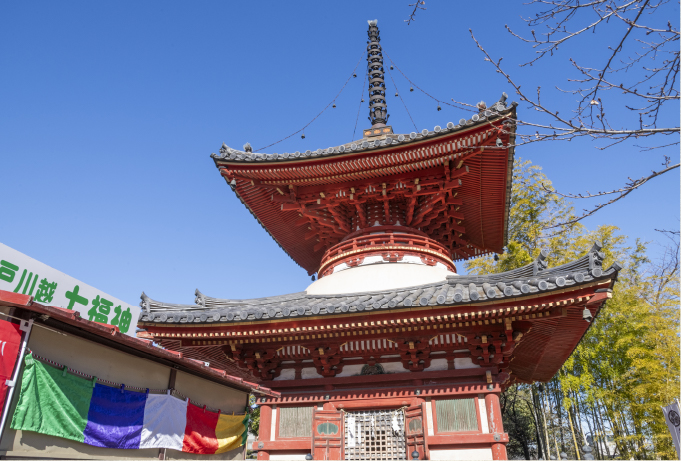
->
<box><xmin>138</xmin><ymin>243</ymin><xmax>620</xmax><ymax>326</ymax></box>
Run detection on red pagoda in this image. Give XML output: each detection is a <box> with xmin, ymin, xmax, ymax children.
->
<box><xmin>137</xmin><ymin>20</ymin><xmax>619</xmax><ymax>461</ymax></box>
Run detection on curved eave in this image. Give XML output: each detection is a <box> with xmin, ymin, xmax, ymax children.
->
<box><xmin>508</xmin><ymin>279</ymin><xmax>616</xmax><ymax>383</ymax></box>
<box><xmin>137</xmin><ymin>245</ymin><xmax>618</xmax><ymax>326</ymax></box>
<box><xmin>211</xmin><ymin>105</ymin><xmax>517</xmax><ymax>167</ymax></box>
<box><xmin>212</xmin><ymin>108</ymin><xmax>517</xmax><ymax>273</ymax></box>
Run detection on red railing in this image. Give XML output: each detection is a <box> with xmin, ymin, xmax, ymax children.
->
<box><xmin>319</xmin><ymin>230</ymin><xmax>455</xmax><ymax>276</ymax></box>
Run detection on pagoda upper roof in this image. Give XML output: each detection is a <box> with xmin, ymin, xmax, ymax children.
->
<box><xmin>211</xmin><ymin>97</ymin><xmax>514</xmax><ymax>164</ymax></box>
<box><xmin>138</xmin><ymin>242</ymin><xmax>620</xmax><ymax>326</ymax></box>
<box><xmin>210</xmin><ymin>95</ymin><xmax>517</xmax><ymax>274</ymax></box>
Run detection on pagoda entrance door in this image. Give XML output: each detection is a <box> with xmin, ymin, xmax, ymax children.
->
<box><xmin>405</xmin><ymin>403</ymin><xmax>429</xmax><ymax>460</ymax></box>
<box><xmin>343</xmin><ymin>409</ymin><xmax>406</xmax><ymax>460</ymax></box>
<box><xmin>312</xmin><ymin>409</ymin><xmax>344</xmax><ymax>460</ymax></box>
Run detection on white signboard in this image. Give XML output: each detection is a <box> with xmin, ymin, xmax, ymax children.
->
<box><xmin>0</xmin><ymin>243</ymin><xmax>140</xmax><ymax>337</ymax></box>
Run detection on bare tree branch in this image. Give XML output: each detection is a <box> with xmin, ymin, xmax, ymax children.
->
<box><xmin>634</xmin><ymin>141</ymin><xmax>680</xmax><ymax>151</ymax></box>
<box><xmin>468</xmin><ymin>28</ymin><xmax>679</xmax><ymax>145</ymax></box>
<box><xmin>655</xmin><ymin>229</ymin><xmax>680</xmax><ymax>236</ymax></box>
<box><xmin>405</xmin><ymin>1</ymin><xmax>426</xmax><ymax>25</ymax></box>
<box><xmin>458</xmin><ymin>1</ymin><xmax>679</xmax><ymax>229</ymax></box>
<box><xmin>539</xmin><ymin>161</ymin><xmax>679</xmax><ymax>229</ymax></box>
<box><xmin>502</xmin><ymin>0</ymin><xmax>679</xmax><ymax>129</ymax></box>
<box><xmin>586</xmin><ymin>0</ymin><xmax>650</xmax><ymax>104</ymax></box>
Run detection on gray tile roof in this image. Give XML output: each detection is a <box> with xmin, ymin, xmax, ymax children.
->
<box><xmin>210</xmin><ymin>96</ymin><xmax>515</xmax><ymax>163</ymax></box>
<box><xmin>138</xmin><ymin>242</ymin><xmax>620</xmax><ymax>325</ymax></box>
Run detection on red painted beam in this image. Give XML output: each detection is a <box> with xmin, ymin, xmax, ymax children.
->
<box><xmin>254</xmin><ymin>440</ymin><xmax>311</xmax><ymax>451</ymax></box>
<box><xmin>264</xmin><ymin>367</ymin><xmax>491</xmax><ymax>390</ymax></box>
<box><xmin>428</xmin><ymin>433</ymin><xmax>509</xmax><ymax>446</ymax></box>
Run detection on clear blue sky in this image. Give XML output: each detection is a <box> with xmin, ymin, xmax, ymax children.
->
<box><xmin>1</xmin><ymin>1</ymin><xmax>678</xmax><ymax>307</ymax></box>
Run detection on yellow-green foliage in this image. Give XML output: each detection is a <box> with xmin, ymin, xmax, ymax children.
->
<box><xmin>467</xmin><ymin>159</ymin><xmax>680</xmax><ymax>459</ymax></box>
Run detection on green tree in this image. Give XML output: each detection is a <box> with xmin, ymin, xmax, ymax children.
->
<box><xmin>248</xmin><ymin>394</ymin><xmax>260</xmax><ymax>436</ymax></box>
<box><xmin>467</xmin><ymin>159</ymin><xmax>680</xmax><ymax>460</ymax></box>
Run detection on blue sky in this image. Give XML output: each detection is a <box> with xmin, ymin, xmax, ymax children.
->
<box><xmin>1</xmin><ymin>1</ymin><xmax>678</xmax><ymax>307</ymax></box>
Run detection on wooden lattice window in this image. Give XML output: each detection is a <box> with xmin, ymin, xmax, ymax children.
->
<box><xmin>344</xmin><ymin>409</ymin><xmax>406</xmax><ymax>460</ymax></box>
<box><xmin>435</xmin><ymin>398</ymin><xmax>479</xmax><ymax>432</ymax></box>
<box><xmin>279</xmin><ymin>406</ymin><xmax>313</xmax><ymax>438</ymax></box>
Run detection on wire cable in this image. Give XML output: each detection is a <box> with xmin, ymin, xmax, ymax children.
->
<box><xmin>386</xmin><ymin>65</ymin><xmax>418</xmax><ymax>131</ymax></box>
<box><xmin>352</xmin><ymin>70</ymin><xmax>367</xmax><ymax>140</ymax></box>
<box><xmin>383</xmin><ymin>51</ymin><xmax>476</xmax><ymax>113</ymax></box>
<box><xmin>256</xmin><ymin>51</ymin><xmax>365</xmax><ymax>152</ymax></box>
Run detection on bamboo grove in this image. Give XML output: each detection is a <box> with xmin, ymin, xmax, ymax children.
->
<box><xmin>466</xmin><ymin>160</ymin><xmax>680</xmax><ymax>460</ymax></box>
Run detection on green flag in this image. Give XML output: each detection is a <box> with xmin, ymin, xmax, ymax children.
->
<box><xmin>10</xmin><ymin>355</ymin><xmax>94</xmax><ymax>443</ymax></box>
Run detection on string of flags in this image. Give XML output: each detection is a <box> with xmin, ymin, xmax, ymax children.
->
<box><xmin>27</xmin><ymin>351</ymin><xmax>243</xmax><ymax>415</ymax></box>
<box><xmin>10</xmin><ymin>352</ymin><xmax>249</xmax><ymax>454</ymax></box>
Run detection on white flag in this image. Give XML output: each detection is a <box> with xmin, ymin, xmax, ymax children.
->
<box><xmin>346</xmin><ymin>415</ymin><xmax>356</xmax><ymax>448</ymax></box>
<box><xmin>392</xmin><ymin>412</ymin><xmax>400</xmax><ymax>433</ymax></box>
<box><xmin>661</xmin><ymin>401</ymin><xmax>680</xmax><ymax>458</ymax></box>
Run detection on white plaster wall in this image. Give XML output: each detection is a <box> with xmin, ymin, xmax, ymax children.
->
<box><xmin>174</xmin><ymin>370</ymin><xmax>246</xmax><ymax>415</ymax></box>
<box><xmin>307</xmin><ymin>263</ymin><xmax>453</xmax><ymax>295</ymax></box>
<box><xmin>382</xmin><ymin>361</ymin><xmax>406</xmax><ymax>373</ymax></box>
<box><xmin>301</xmin><ymin>368</ymin><xmax>323</xmax><ymax>379</ymax></box>
<box><xmin>424</xmin><ymin>358</ymin><xmax>448</xmax><ymax>371</ymax></box>
<box><xmin>425</xmin><ymin>400</ymin><xmax>435</xmax><ymax>436</ymax></box>
<box><xmin>429</xmin><ymin>448</ymin><xmax>493</xmax><ymax>460</ymax></box>
<box><xmin>270</xmin><ymin>407</ymin><xmax>277</xmax><ymax>441</ymax></box>
<box><xmin>360</xmin><ymin>255</ymin><xmax>384</xmax><ymax>265</ymax></box>
<box><xmin>334</xmin><ymin>364</ymin><xmax>364</xmax><ymax>377</ymax></box>
<box><xmin>331</xmin><ymin>262</ymin><xmax>349</xmax><ymax>273</ymax></box>
<box><xmin>454</xmin><ymin>357</ymin><xmax>479</xmax><ymax>369</ymax></box>
<box><xmin>273</xmin><ymin>368</ymin><xmax>296</xmax><ymax>380</ymax></box>
<box><xmin>270</xmin><ymin>454</ymin><xmax>308</xmax><ymax>460</ymax></box>
<box><xmin>478</xmin><ymin>396</ymin><xmax>490</xmax><ymax>433</ymax></box>
<box><xmin>276</xmin><ymin>362</ymin><xmax>414</xmax><ymax>379</ymax></box>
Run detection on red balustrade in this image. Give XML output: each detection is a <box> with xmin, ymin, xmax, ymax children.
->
<box><xmin>318</xmin><ymin>228</ymin><xmax>456</xmax><ymax>277</ymax></box>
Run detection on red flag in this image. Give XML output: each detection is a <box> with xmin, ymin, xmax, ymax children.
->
<box><xmin>0</xmin><ymin>319</ymin><xmax>22</xmax><ymax>410</ymax></box>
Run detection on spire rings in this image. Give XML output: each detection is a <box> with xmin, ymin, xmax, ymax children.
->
<box><xmin>367</xmin><ymin>21</ymin><xmax>388</xmax><ymax>126</ymax></box>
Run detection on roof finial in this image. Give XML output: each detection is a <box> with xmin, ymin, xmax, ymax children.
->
<box><xmin>367</xmin><ymin>20</ymin><xmax>388</xmax><ymax>127</ymax></box>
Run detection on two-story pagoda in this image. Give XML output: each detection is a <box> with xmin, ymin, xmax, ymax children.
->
<box><xmin>137</xmin><ymin>20</ymin><xmax>619</xmax><ymax>461</ymax></box>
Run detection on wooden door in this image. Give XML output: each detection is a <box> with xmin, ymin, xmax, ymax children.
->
<box><xmin>312</xmin><ymin>409</ymin><xmax>344</xmax><ymax>460</ymax></box>
<box><xmin>405</xmin><ymin>403</ymin><xmax>429</xmax><ymax>460</ymax></box>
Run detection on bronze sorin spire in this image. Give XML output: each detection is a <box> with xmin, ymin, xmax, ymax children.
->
<box><xmin>367</xmin><ymin>19</ymin><xmax>388</xmax><ymax>127</ymax></box>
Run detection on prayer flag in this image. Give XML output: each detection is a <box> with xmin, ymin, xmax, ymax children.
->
<box><xmin>140</xmin><ymin>394</ymin><xmax>187</xmax><ymax>450</ymax></box>
<box><xmin>10</xmin><ymin>355</ymin><xmax>248</xmax><ymax>454</ymax></box>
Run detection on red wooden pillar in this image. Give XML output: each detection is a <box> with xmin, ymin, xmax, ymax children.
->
<box><xmin>257</xmin><ymin>405</ymin><xmax>272</xmax><ymax>460</ymax></box>
<box><xmin>484</xmin><ymin>393</ymin><xmax>507</xmax><ymax>460</ymax></box>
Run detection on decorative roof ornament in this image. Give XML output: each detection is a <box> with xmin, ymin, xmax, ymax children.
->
<box><xmin>367</xmin><ymin>19</ymin><xmax>388</xmax><ymax>126</ymax></box>
<box><xmin>243</xmin><ymin>142</ymin><xmax>253</xmax><ymax>153</ymax></box>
